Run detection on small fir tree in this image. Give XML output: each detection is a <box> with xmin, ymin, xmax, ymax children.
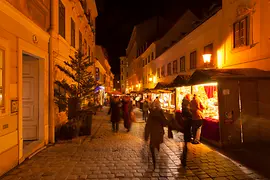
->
<box><xmin>54</xmin><ymin>50</ymin><xmax>97</xmax><ymax>116</ymax></box>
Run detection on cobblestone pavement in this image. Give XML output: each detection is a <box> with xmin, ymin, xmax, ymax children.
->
<box><xmin>1</xmin><ymin>107</ymin><xmax>268</xmax><ymax>180</ymax></box>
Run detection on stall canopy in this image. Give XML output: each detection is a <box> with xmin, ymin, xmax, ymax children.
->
<box><xmin>188</xmin><ymin>68</ymin><xmax>270</xmax><ymax>85</ymax></box>
<box><xmin>154</xmin><ymin>82</ymin><xmax>170</xmax><ymax>89</ymax></box>
<box><xmin>169</xmin><ymin>75</ymin><xmax>191</xmax><ymax>87</ymax></box>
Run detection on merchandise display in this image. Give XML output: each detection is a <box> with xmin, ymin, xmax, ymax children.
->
<box><xmin>175</xmin><ymin>86</ymin><xmax>192</xmax><ymax>111</ymax></box>
<box><xmin>192</xmin><ymin>83</ymin><xmax>219</xmax><ymax>120</ymax></box>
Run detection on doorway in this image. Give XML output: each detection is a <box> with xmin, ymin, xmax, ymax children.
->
<box><xmin>22</xmin><ymin>54</ymin><xmax>39</xmax><ymax>151</ymax></box>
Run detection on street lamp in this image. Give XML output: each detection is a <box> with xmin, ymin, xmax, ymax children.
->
<box><xmin>202</xmin><ymin>54</ymin><xmax>212</xmax><ymax>68</ymax></box>
<box><xmin>149</xmin><ymin>77</ymin><xmax>153</xmax><ymax>82</ymax></box>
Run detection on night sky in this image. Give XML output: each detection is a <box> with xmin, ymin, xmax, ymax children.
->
<box><xmin>95</xmin><ymin>0</ymin><xmax>221</xmax><ymax>75</ymax></box>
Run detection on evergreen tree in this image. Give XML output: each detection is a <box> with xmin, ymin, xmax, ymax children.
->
<box><xmin>54</xmin><ymin>50</ymin><xmax>97</xmax><ymax>115</ymax></box>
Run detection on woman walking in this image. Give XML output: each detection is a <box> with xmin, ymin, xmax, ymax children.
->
<box><xmin>108</xmin><ymin>96</ymin><xmax>121</xmax><ymax>132</ymax></box>
<box><xmin>122</xmin><ymin>96</ymin><xmax>132</xmax><ymax>132</ymax></box>
<box><xmin>144</xmin><ymin>100</ymin><xmax>168</xmax><ymax>169</ymax></box>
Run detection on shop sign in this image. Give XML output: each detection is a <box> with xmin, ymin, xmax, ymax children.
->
<box><xmin>224</xmin><ymin>111</ymin><xmax>234</xmax><ymax>124</ymax></box>
<box><xmin>95</xmin><ymin>67</ymin><xmax>100</xmax><ymax>81</ymax></box>
<box><xmin>223</xmin><ymin>89</ymin><xmax>230</xmax><ymax>95</ymax></box>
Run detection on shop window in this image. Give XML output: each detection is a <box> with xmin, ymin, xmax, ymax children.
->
<box><xmin>190</xmin><ymin>51</ymin><xmax>197</xmax><ymax>69</ymax></box>
<box><xmin>161</xmin><ymin>65</ymin><xmax>165</xmax><ymax>77</ymax></box>
<box><xmin>180</xmin><ymin>56</ymin><xmax>185</xmax><ymax>72</ymax></box>
<box><xmin>0</xmin><ymin>49</ymin><xmax>4</xmax><ymax>107</ymax></box>
<box><xmin>71</xmin><ymin>18</ymin><xmax>75</xmax><ymax>47</ymax></box>
<box><xmin>173</xmin><ymin>60</ymin><xmax>177</xmax><ymax>74</ymax></box>
<box><xmin>167</xmin><ymin>63</ymin><xmax>172</xmax><ymax>76</ymax></box>
<box><xmin>79</xmin><ymin>31</ymin><xmax>82</xmax><ymax>52</ymax></box>
<box><xmin>233</xmin><ymin>16</ymin><xmax>248</xmax><ymax>48</ymax></box>
<box><xmin>157</xmin><ymin>68</ymin><xmax>160</xmax><ymax>78</ymax></box>
<box><xmin>59</xmin><ymin>0</ymin><xmax>66</xmax><ymax>38</ymax></box>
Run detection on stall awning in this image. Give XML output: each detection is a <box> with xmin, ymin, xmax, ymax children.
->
<box><xmin>169</xmin><ymin>75</ymin><xmax>191</xmax><ymax>87</ymax></box>
<box><xmin>154</xmin><ymin>82</ymin><xmax>170</xmax><ymax>89</ymax></box>
<box><xmin>188</xmin><ymin>68</ymin><xmax>270</xmax><ymax>85</ymax></box>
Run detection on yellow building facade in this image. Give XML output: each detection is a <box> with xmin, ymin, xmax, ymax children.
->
<box><xmin>0</xmin><ymin>0</ymin><xmax>98</xmax><ymax>176</ymax></box>
<box><xmin>144</xmin><ymin>0</ymin><xmax>270</xmax><ymax>88</ymax></box>
<box><xmin>0</xmin><ymin>0</ymin><xmax>50</xmax><ymax>176</ymax></box>
<box><xmin>50</xmin><ymin>0</ymin><xmax>98</xmax><ymax>141</ymax></box>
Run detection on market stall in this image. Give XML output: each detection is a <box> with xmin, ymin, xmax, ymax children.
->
<box><xmin>189</xmin><ymin>68</ymin><xmax>270</xmax><ymax>147</ymax></box>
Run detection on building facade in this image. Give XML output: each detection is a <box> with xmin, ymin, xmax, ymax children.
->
<box><xmin>142</xmin><ymin>0</ymin><xmax>270</xmax><ymax>88</ymax></box>
<box><xmin>125</xmin><ymin>16</ymin><xmax>171</xmax><ymax>92</ymax></box>
<box><xmin>120</xmin><ymin>56</ymin><xmax>128</xmax><ymax>93</ymax></box>
<box><xmin>94</xmin><ymin>45</ymin><xmax>114</xmax><ymax>92</ymax></box>
<box><xmin>50</xmin><ymin>0</ymin><xmax>98</xmax><ymax>142</ymax></box>
<box><xmin>0</xmin><ymin>0</ymin><xmax>98</xmax><ymax>176</ymax></box>
<box><xmin>0</xmin><ymin>0</ymin><xmax>50</xmax><ymax>176</ymax></box>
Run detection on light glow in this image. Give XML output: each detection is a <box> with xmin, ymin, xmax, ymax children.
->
<box><xmin>202</xmin><ymin>54</ymin><xmax>212</xmax><ymax>63</ymax></box>
<box><xmin>149</xmin><ymin>77</ymin><xmax>153</xmax><ymax>82</ymax></box>
<box><xmin>153</xmin><ymin>76</ymin><xmax>157</xmax><ymax>83</ymax></box>
<box><xmin>217</xmin><ymin>49</ymin><xmax>223</xmax><ymax>68</ymax></box>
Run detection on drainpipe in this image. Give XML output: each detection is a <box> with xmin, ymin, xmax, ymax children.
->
<box><xmin>48</xmin><ymin>0</ymin><xmax>56</xmax><ymax>144</ymax></box>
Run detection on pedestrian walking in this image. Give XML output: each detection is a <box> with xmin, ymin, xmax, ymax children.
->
<box><xmin>181</xmin><ymin>94</ymin><xmax>193</xmax><ymax>166</ymax></box>
<box><xmin>122</xmin><ymin>96</ymin><xmax>132</xmax><ymax>132</ymax></box>
<box><xmin>142</xmin><ymin>100</ymin><xmax>149</xmax><ymax>122</ymax></box>
<box><xmin>108</xmin><ymin>96</ymin><xmax>121</xmax><ymax>132</ymax></box>
<box><xmin>144</xmin><ymin>100</ymin><xmax>168</xmax><ymax>169</ymax></box>
<box><xmin>191</xmin><ymin>94</ymin><xmax>205</xmax><ymax>144</ymax></box>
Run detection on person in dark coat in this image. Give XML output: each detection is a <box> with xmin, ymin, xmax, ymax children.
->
<box><xmin>108</xmin><ymin>96</ymin><xmax>121</xmax><ymax>132</ymax></box>
<box><xmin>181</xmin><ymin>94</ymin><xmax>193</xmax><ymax>166</ymax></box>
<box><xmin>122</xmin><ymin>96</ymin><xmax>132</xmax><ymax>132</ymax></box>
<box><xmin>144</xmin><ymin>99</ymin><xmax>168</xmax><ymax>169</ymax></box>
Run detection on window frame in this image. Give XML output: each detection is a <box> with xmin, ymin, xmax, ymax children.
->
<box><xmin>190</xmin><ymin>51</ymin><xmax>197</xmax><ymax>70</ymax></box>
<box><xmin>167</xmin><ymin>63</ymin><xmax>172</xmax><ymax>76</ymax></box>
<box><xmin>180</xmin><ymin>56</ymin><xmax>185</xmax><ymax>72</ymax></box>
<box><xmin>233</xmin><ymin>16</ymin><xmax>249</xmax><ymax>48</ymax></box>
<box><xmin>58</xmin><ymin>0</ymin><xmax>66</xmax><ymax>38</ymax></box>
<box><xmin>172</xmin><ymin>60</ymin><xmax>177</xmax><ymax>74</ymax></box>
<box><xmin>70</xmin><ymin>18</ymin><xmax>75</xmax><ymax>48</ymax></box>
<box><xmin>0</xmin><ymin>49</ymin><xmax>5</xmax><ymax>109</ymax></box>
<box><xmin>79</xmin><ymin>31</ymin><xmax>82</xmax><ymax>52</ymax></box>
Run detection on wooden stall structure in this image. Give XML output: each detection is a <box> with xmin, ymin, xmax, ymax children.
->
<box><xmin>189</xmin><ymin>68</ymin><xmax>270</xmax><ymax>147</ymax></box>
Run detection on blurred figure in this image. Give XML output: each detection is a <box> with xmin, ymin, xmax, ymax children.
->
<box><xmin>191</xmin><ymin>94</ymin><xmax>205</xmax><ymax>144</ymax></box>
<box><xmin>108</xmin><ymin>96</ymin><xmax>121</xmax><ymax>132</ymax></box>
<box><xmin>122</xmin><ymin>96</ymin><xmax>132</xmax><ymax>132</ymax></box>
<box><xmin>142</xmin><ymin>99</ymin><xmax>150</xmax><ymax>122</ymax></box>
<box><xmin>144</xmin><ymin>100</ymin><xmax>168</xmax><ymax>169</ymax></box>
<box><xmin>181</xmin><ymin>93</ymin><xmax>192</xmax><ymax>166</ymax></box>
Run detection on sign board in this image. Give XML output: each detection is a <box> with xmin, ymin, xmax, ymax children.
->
<box><xmin>223</xmin><ymin>89</ymin><xmax>230</xmax><ymax>95</ymax></box>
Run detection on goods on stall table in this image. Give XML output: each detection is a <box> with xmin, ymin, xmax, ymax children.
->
<box><xmin>192</xmin><ymin>85</ymin><xmax>219</xmax><ymax>119</ymax></box>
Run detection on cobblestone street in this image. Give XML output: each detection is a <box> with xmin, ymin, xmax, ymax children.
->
<box><xmin>1</xmin><ymin>107</ymin><xmax>268</xmax><ymax>180</ymax></box>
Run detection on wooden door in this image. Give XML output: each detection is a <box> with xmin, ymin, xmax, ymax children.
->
<box><xmin>22</xmin><ymin>59</ymin><xmax>39</xmax><ymax>140</ymax></box>
<box><xmin>218</xmin><ymin>80</ymin><xmax>241</xmax><ymax>146</ymax></box>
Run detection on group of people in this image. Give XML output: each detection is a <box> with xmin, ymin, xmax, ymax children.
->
<box><xmin>108</xmin><ymin>94</ymin><xmax>205</xmax><ymax>168</ymax></box>
<box><xmin>107</xmin><ymin>96</ymin><xmax>134</xmax><ymax>132</ymax></box>
<box><xmin>144</xmin><ymin>94</ymin><xmax>205</xmax><ymax>168</ymax></box>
